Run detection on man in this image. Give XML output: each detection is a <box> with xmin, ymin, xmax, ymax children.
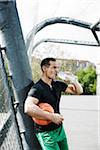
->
<box><xmin>24</xmin><ymin>57</ymin><xmax>83</xmax><ymax>150</ymax></box>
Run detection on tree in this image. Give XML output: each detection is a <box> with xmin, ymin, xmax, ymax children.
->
<box><xmin>76</xmin><ymin>65</ymin><xmax>97</xmax><ymax>95</ymax></box>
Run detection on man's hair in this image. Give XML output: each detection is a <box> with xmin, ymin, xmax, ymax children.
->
<box><xmin>40</xmin><ymin>57</ymin><xmax>56</xmax><ymax>70</ymax></box>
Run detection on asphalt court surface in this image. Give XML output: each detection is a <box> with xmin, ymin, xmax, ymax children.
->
<box><xmin>60</xmin><ymin>95</ymin><xmax>99</xmax><ymax>150</ymax></box>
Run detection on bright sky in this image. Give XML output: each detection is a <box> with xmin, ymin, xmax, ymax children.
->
<box><xmin>17</xmin><ymin>0</ymin><xmax>100</xmax><ymax>38</ymax></box>
<box><xmin>14</xmin><ymin>0</ymin><xmax>100</xmax><ymax>64</ymax></box>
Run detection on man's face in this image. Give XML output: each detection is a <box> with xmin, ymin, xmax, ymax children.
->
<box><xmin>43</xmin><ymin>61</ymin><xmax>59</xmax><ymax>80</ymax></box>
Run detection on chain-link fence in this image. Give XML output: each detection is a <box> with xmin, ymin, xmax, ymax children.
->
<box><xmin>0</xmin><ymin>48</ymin><xmax>23</xmax><ymax>150</ymax></box>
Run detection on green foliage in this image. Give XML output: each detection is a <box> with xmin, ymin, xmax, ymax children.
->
<box><xmin>76</xmin><ymin>65</ymin><xmax>96</xmax><ymax>95</ymax></box>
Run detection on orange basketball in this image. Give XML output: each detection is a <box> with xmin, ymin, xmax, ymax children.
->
<box><xmin>32</xmin><ymin>103</ymin><xmax>54</xmax><ymax>125</ymax></box>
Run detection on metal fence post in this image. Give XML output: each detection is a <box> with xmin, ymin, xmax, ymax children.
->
<box><xmin>0</xmin><ymin>1</ymin><xmax>41</xmax><ymax>149</ymax></box>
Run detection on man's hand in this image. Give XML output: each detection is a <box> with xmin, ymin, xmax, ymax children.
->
<box><xmin>51</xmin><ymin>113</ymin><xmax>64</xmax><ymax>125</ymax></box>
<box><xmin>66</xmin><ymin>84</ymin><xmax>76</xmax><ymax>94</ymax></box>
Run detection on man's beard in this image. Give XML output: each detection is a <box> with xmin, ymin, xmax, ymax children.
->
<box><xmin>48</xmin><ymin>74</ymin><xmax>57</xmax><ymax>80</ymax></box>
<box><xmin>48</xmin><ymin>76</ymin><xmax>53</xmax><ymax>80</ymax></box>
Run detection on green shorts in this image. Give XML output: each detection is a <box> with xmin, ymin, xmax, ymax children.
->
<box><xmin>36</xmin><ymin>125</ymin><xmax>69</xmax><ymax>150</ymax></box>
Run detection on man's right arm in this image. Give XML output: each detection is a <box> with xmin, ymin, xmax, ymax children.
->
<box><xmin>24</xmin><ymin>96</ymin><xmax>64</xmax><ymax>125</ymax></box>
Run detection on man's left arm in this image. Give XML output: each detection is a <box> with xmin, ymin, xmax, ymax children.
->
<box><xmin>65</xmin><ymin>80</ymin><xmax>83</xmax><ymax>95</ymax></box>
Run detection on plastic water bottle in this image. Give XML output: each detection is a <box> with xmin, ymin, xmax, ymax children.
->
<box><xmin>57</xmin><ymin>71</ymin><xmax>78</xmax><ymax>83</ymax></box>
<box><xmin>58</xmin><ymin>71</ymin><xmax>83</xmax><ymax>94</ymax></box>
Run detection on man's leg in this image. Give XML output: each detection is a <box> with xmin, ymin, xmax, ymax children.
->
<box><xmin>36</xmin><ymin>125</ymin><xmax>69</xmax><ymax>150</ymax></box>
<box><xmin>57</xmin><ymin>125</ymin><xmax>69</xmax><ymax>150</ymax></box>
<box><xmin>58</xmin><ymin>138</ymin><xmax>69</xmax><ymax>150</ymax></box>
<box><xmin>36</xmin><ymin>132</ymin><xmax>60</xmax><ymax>150</ymax></box>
